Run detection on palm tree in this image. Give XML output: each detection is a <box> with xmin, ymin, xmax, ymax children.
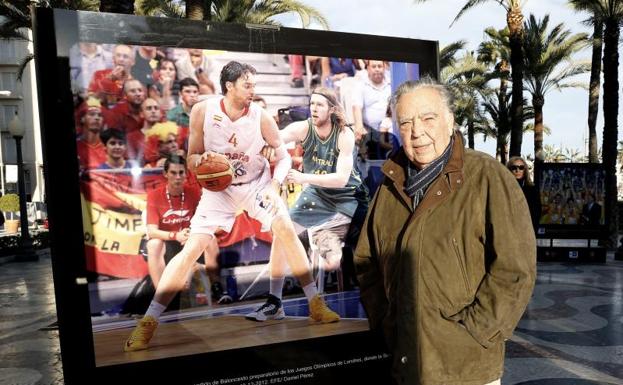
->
<box><xmin>138</xmin><ymin>0</ymin><xmax>329</xmax><ymax>28</ymax></box>
<box><xmin>440</xmin><ymin>39</ymin><xmax>468</xmax><ymax>69</ymax></box>
<box><xmin>442</xmin><ymin>50</ymin><xmax>489</xmax><ymax>149</ymax></box>
<box><xmin>478</xmin><ymin>26</ymin><xmax>511</xmax><ymax>163</ymax></box>
<box><xmin>569</xmin><ymin>5</ymin><xmax>605</xmax><ymax>164</ymax></box>
<box><xmin>569</xmin><ymin>0</ymin><xmax>623</xmax><ymax>245</ymax></box>
<box><xmin>415</xmin><ymin>0</ymin><xmax>528</xmax><ymax>157</ymax></box>
<box><xmin>521</xmin><ymin>14</ymin><xmax>589</xmax><ymax>163</ymax></box>
<box><xmin>481</xmin><ymin>92</ymin><xmax>535</xmax><ymax>162</ymax></box>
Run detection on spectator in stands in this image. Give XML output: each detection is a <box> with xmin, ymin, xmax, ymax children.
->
<box><xmin>148</xmin><ymin>58</ymin><xmax>179</xmax><ymax>111</ymax></box>
<box><xmin>69</xmin><ymin>42</ymin><xmax>112</xmax><ymax>97</ymax></box>
<box><xmin>97</xmin><ymin>129</ymin><xmax>134</xmax><ymax>170</ymax></box>
<box><xmin>133</xmin><ymin>46</ymin><xmax>158</xmax><ymax>87</ymax></box>
<box><xmin>104</xmin><ymin>79</ymin><xmax>146</xmax><ymax>135</ymax></box>
<box><xmin>126</xmin><ymin>98</ymin><xmax>164</xmax><ymax>162</ymax></box>
<box><xmin>76</xmin><ymin>97</ymin><xmax>108</xmax><ymax>171</ymax></box>
<box><xmin>352</xmin><ymin>59</ymin><xmax>391</xmax><ymax>157</ymax></box>
<box><xmin>144</xmin><ymin>122</ymin><xmax>185</xmax><ymax>168</ymax></box>
<box><xmin>288</xmin><ymin>55</ymin><xmax>306</xmax><ymax>88</ymax></box>
<box><xmin>320</xmin><ymin>57</ymin><xmax>357</xmax><ymax>89</ymax></box>
<box><xmin>167</xmin><ymin>77</ymin><xmax>199</xmax><ymax>150</ymax></box>
<box><xmin>88</xmin><ymin>44</ymin><xmax>136</xmax><ymax>106</ymax></box>
<box><xmin>145</xmin><ymin>155</ymin><xmax>230</xmax><ymax>305</ymax></box>
<box><xmin>175</xmin><ymin>49</ymin><xmax>216</xmax><ymax>94</ymax></box>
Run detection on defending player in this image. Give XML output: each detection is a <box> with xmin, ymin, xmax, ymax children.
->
<box><xmin>124</xmin><ymin>61</ymin><xmax>339</xmax><ymax>352</ymax></box>
<box><xmin>278</xmin><ymin>87</ymin><xmax>368</xmax><ymax>272</ymax></box>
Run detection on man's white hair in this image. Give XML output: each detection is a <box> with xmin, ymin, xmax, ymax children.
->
<box><xmin>390</xmin><ymin>76</ymin><xmax>455</xmax><ymax>135</ymax></box>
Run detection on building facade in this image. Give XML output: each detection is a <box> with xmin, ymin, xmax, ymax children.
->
<box><xmin>0</xmin><ymin>33</ymin><xmax>45</xmax><ymax>204</ymax></box>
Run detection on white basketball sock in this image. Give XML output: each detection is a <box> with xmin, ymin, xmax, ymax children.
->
<box><xmin>302</xmin><ymin>282</ymin><xmax>318</xmax><ymax>302</ymax></box>
<box><xmin>270</xmin><ymin>276</ymin><xmax>285</xmax><ymax>300</ymax></box>
<box><xmin>145</xmin><ymin>301</ymin><xmax>167</xmax><ymax>320</ymax></box>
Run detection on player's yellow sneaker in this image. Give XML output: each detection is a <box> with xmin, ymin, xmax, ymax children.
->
<box><xmin>309</xmin><ymin>295</ymin><xmax>340</xmax><ymax>323</ymax></box>
<box><xmin>123</xmin><ymin>315</ymin><xmax>159</xmax><ymax>352</ymax></box>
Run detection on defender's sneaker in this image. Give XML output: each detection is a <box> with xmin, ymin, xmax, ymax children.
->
<box><xmin>309</xmin><ymin>295</ymin><xmax>340</xmax><ymax>323</ymax></box>
<box><xmin>245</xmin><ymin>294</ymin><xmax>285</xmax><ymax>321</ymax></box>
<box><xmin>123</xmin><ymin>315</ymin><xmax>159</xmax><ymax>352</ymax></box>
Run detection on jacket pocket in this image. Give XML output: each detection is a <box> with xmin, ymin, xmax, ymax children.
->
<box><xmin>452</xmin><ymin>237</ymin><xmax>472</xmax><ymax>294</ymax></box>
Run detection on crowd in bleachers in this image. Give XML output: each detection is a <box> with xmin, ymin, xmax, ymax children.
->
<box><xmin>71</xmin><ymin>44</ymin><xmax>401</xmax><ymax>195</ymax></box>
<box><xmin>70</xmin><ymin>43</ymin><xmax>223</xmax><ymax>173</ymax></box>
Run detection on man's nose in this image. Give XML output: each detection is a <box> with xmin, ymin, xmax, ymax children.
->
<box><xmin>411</xmin><ymin>121</ymin><xmax>425</xmax><ymax>138</ymax></box>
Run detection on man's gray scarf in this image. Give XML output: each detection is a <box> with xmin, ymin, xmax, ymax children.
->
<box><xmin>405</xmin><ymin>137</ymin><xmax>454</xmax><ymax>208</ymax></box>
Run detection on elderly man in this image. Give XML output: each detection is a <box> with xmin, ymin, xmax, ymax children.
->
<box><xmin>88</xmin><ymin>44</ymin><xmax>135</xmax><ymax>106</ymax></box>
<box><xmin>354</xmin><ymin>77</ymin><xmax>536</xmax><ymax>385</ymax></box>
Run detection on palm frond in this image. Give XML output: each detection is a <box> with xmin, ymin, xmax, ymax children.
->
<box><xmin>16</xmin><ymin>52</ymin><xmax>33</xmax><ymax>81</ymax></box>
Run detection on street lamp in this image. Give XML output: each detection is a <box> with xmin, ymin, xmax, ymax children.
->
<box><xmin>8</xmin><ymin>112</ymin><xmax>38</xmax><ymax>262</ymax></box>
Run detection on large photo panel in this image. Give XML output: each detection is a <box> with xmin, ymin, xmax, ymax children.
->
<box><xmin>34</xmin><ymin>8</ymin><xmax>438</xmax><ymax>385</ymax></box>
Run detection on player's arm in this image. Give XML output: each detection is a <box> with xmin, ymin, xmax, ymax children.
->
<box><xmin>279</xmin><ymin>119</ymin><xmax>309</xmax><ymax>145</ymax></box>
<box><xmin>287</xmin><ymin>128</ymin><xmax>355</xmax><ymax>188</ymax></box>
<box><xmin>352</xmin><ymin>105</ymin><xmax>368</xmax><ymax>144</ymax></box>
<box><xmin>260</xmin><ymin>108</ymin><xmax>291</xmax><ymax>191</ymax></box>
<box><xmin>186</xmin><ymin>101</ymin><xmax>207</xmax><ymax>171</ymax></box>
<box><xmin>146</xmin><ymin>224</ymin><xmax>189</xmax><ymax>243</ymax></box>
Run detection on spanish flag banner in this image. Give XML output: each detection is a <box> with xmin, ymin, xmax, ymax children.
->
<box><xmin>81</xmin><ymin>169</ymin><xmax>273</xmax><ymax>279</ymax></box>
<box><xmin>81</xmin><ymin>169</ymin><xmax>164</xmax><ymax>279</ymax></box>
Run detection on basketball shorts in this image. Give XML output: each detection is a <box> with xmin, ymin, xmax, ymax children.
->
<box><xmin>190</xmin><ymin>170</ymin><xmax>288</xmax><ymax>235</ymax></box>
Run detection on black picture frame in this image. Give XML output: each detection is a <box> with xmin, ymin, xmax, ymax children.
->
<box><xmin>533</xmin><ymin>162</ymin><xmax>608</xmax><ymax>262</ymax></box>
<box><xmin>33</xmin><ymin>8</ymin><xmax>439</xmax><ymax>385</ymax></box>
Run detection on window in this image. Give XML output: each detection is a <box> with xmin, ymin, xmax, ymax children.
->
<box><xmin>0</xmin><ymin>40</ymin><xmax>17</xmax><ymax>63</ymax></box>
<box><xmin>0</xmin><ymin>72</ymin><xmax>18</xmax><ymax>96</ymax></box>
<box><xmin>0</xmin><ymin>104</ymin><xmax>18</xmax><ymax>131</ymax></box>
<box><xmin>1</xmin><ymin>132</ymin><xmax>17</xmax><ymax>163</ymax></box>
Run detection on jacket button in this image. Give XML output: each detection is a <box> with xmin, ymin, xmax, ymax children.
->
<box><xmin>400</xmin><ymin>356</ymin><xmax>407</xmax><ymax>364</ymax></box>
<box><xmin>436</xmin><ymin>190</ymin><xmax>442</xmax><ymax>196</ymax></box>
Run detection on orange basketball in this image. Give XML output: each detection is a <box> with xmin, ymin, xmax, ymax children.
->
<box><xmin>194</xmin><ymin>153</ymin><xmax>234</xmax><ymax>191</ymax></box>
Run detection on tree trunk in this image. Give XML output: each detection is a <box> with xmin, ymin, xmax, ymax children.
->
<box><xmin>602</xmin><ymin>19</ymin><xmax>620</xmax><ymax>246</ymax></box>
<box><xmin>497</xmin><ymin>62</ymin><xmax>509</xmax><ymax>164</ymax></box>
<box><xmin>186</xmin><ymin>0</ymin><xmax>205</xmax><ymax>20</ymax></box>
<box><xmin>532</xmin><ymin>94</ymin><xmax>545</xmax><ymax>164</ymax></box>
<box><xmin>468</xmin><ymin>119</ymin><xmax>475</xmax><ymax>149</ymax></box>
<box><xmin>588</xmin><ymin>21</ymin><xmax>603</xmax><ymax>163</ymax></box>
<box><xmin>507</xmin><ymin>6</ymin><xmax>524</xmax><ymax>158</ymax></box>
<box><xmin>99</xmin><ymin>0</ymin><xmax>134</xmax><ymax>14</ymax></box>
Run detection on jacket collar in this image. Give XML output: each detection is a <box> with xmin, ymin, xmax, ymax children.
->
<box><xmin>382</xmin><ymin>132</ymin><xmax>465</xmax><ymax>211</ymax></box>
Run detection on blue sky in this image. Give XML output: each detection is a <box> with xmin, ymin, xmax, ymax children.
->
<box><xmin>274</xmin><ymin>0</ymin><xmax>623</xmax><ymax>159</ymax></box>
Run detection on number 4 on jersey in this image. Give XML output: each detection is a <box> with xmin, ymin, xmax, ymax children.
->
<box><xmin>228</xmin><ymin>133</ymin><xmax>238</xmax><ymax>147</ymax></box>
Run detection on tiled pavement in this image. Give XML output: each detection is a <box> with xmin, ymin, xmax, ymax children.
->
<box><xmin>1</xmin><ymin>252</ymin><xmax>622</xmax><ymax>385</ymax></box>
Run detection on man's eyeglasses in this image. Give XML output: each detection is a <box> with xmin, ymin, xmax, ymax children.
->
<box><xmin>510</xmin><ymin>165</ymin><xmax>525</xmax><ymax>171</ymax></box>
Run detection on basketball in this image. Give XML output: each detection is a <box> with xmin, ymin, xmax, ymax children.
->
<box><xmin>194</xmin><ymin>153</ymin><xmax>234</xmax><ymax>191</ymax></box>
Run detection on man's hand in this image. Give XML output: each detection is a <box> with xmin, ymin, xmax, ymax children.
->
<box><xmin>261</xmin><ymin>145</ymin><xmax>276</xmax><ymax>164</ymax></box>
<box><xmin>110</xmin><ymin>65</ymin><xmax>126</xmax><ymax>81</ymax></box>
<box><xmin>191</xmin><ymin>151</ymin><xmax>218</xmax><ymax>170</ymax></box>
<box><xmin>258</xmin><ymin>180</ymin><xmax>282</xmax><ymax>216</ymax></box>
<box><xmin>286</xmin><ymin>169</ymin><xmax>306</xmax><ymax>185</ymax></box>
<box><xmin>176</xmin><ymin>228</ymin><xmax>191</xmax><ymax>245</ymax></box>
<box><xmin>354</xmin><ymin>125</ymin><xmax>368</xmax><ymax>144</ymax></box>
